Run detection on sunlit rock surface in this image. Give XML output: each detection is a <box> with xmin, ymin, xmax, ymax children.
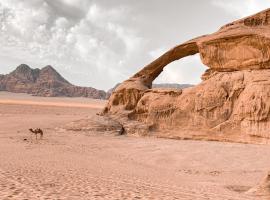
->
<box><xmin>103</xmin><ymin>9</ymin><xmax>270</xmax><ymax>143</ymax></box>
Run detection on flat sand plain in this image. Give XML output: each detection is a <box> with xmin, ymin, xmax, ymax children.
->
<box><xmin>0</xmin><ymin>91</ymin><xmax>269</xmax><ymax>200</ymax></box>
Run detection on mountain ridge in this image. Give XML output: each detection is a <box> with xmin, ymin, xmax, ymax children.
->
<box><xmin>0</xmin><ymin>64</ymin><xmax>107</xmax><ymax>99</ymax></box>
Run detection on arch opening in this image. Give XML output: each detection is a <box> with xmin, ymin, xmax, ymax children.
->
<box><xmin>153</xmin><ymin>54</ymin><xmax>207</xmax><ymax>89</ymax></box>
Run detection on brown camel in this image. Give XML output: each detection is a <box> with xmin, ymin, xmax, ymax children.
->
<box><xmin>29</xmin><ymin>128</ymin><xmax>43</xmax><ymax>140</ymax></box>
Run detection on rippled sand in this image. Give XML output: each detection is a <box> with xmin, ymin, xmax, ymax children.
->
<box><xmin>0</xmin><ymin>92</ymin><xmax>269</xmax><ymax>199</ymax></box>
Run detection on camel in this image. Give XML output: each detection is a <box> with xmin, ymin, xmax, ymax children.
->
<box><xmin>29</xmin><ymin>128</ymin><xmax>43</xmax><ymax>140</ymax></box>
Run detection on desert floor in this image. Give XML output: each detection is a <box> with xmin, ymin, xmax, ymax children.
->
<box><xmin>0</xmin><ymin>91</ymin><xmax>269</xmax><ymax>200</ymax></box>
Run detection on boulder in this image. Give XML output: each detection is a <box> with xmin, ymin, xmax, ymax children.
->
<box><xmin>247</xmin><ymin>172</ymin><xmax>270</xmax><ymax>199</ymax></box>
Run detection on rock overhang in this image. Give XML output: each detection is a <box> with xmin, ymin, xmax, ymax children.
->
<box><xmin>103</xmin><ymin>8</ymin><xmax>270</xmax><ymax>143</ymax></box>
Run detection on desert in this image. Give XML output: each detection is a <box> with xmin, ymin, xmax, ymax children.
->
<box><xmin>1</xmin><ymin>1</ymin><xmax>270</xmax><ymax>200</ymax></box>
<box><xmin>0</xmin><ymin>91</ymin><xmax>269</xmax><ymax>199</ymax></box>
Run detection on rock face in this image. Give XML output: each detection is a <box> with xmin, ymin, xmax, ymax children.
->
<box><xmin>103</xmin><ymin>9</ymin><xmax>270</xmax><ymax>143</ymax></box>
<box><xmin>0</xmin><ymin>64</ymin><xmax>106</xmax><ymax>99</ymax></box>
<box><xmin>106</xmin><ymin>83</ymin><xmax>193</xmax><ymax>99</ymax></box>
<box><xmin>247</xmin><ymin>172</ymin><xmax>270</xmax><ymax>199</ymax></box>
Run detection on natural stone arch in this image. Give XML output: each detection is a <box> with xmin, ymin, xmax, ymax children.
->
<box><xmin>153</xmin><ymin>53</ymin><xmax>205</xmax><ymax>87</ymax></box>
<box><xmin>132</xmin><ymin>41</ymin><xmax>200</xmax><ymax>88</ymax></box>
<box><xmin>103</xmin><ymin>40</ymin><xmax>201</xmax><ymax>113</ymax></box>
<box><xmin>103</xmin><ymin>8</ymin><xmax>270</xmax><ymax>143</ymax></box>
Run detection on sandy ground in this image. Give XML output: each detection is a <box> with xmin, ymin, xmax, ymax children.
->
<box><xmin>0</xmin><ymin>92</ymin><xmax>269</xmax><ymax>200</ymax></box>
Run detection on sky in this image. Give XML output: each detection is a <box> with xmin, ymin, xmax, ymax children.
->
<box><xmin>0</xmin><ymin>0</ymin><xmax>269</xmax><ymax>90</ymax></box>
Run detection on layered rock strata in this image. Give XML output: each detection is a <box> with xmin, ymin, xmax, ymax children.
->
<box><xmin>103</xmin><ymin>9</ymin><xmax>270</xmax><ymax>143</ymax></box>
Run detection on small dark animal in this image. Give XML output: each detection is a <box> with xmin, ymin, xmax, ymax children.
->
<box><xmin>29</xmin><ymin>128</ymin><xmax>44</xmax><ymax>140</ymax></box>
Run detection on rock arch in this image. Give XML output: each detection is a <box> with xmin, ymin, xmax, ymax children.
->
<box><xmin>133</xmin><ymin>41</ymin><xmax>199</xmax><ymax>88</ymax></box>
<box><xmin>103</xmin><ymin>8</ymin><xmax>270</xmax><ymax>143</ymax></box>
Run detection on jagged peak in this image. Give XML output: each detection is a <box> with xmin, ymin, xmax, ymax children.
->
<box><xmin>8</xmin><ymin>64</ymin><xmax>39</xmax><ymax>82</ymax></box>
<box><xmin>13</xmin><ymin>64</ymin><xmax>40</xmax><ymax>74</ymax></box>
<box><xmin>15</xmin><ymin>64</ymin><xmax>31</xmax><ymax>72</ymax></box>
<box><xmin>40</xmin><ymin>65</ymin><xmax>70</xmax><ymax>84</ymax></box>
<box><xmin>41</xmin><ymin>65</ymin><xmax>56</xmax><ymax>71</ymax></box>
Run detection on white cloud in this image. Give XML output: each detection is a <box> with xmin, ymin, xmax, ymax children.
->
<box><xmin>0</xmin><ymin>0</ymin><xmax>144</xmax><ymax>89</ymax></box>
<box><xmin>55</xmin><ymin>17</ymin><xmax>69</xmax><ymax>29</ymax></box>
<box><xmin>58</xmin><ymin>0</ymin><xmax>89</xmax><ymax>8</ymax></box>
<box><xmin>1</xmin><ymin>0</ymin><xmax>243</xmax><ymax>90</ymax></box>
<box><xmin>212</xmin><ymin>0</ymin><xmax>270</xmax><ymax>17</ymax></box>
<box><xmin>0</xmin><ymin>0</ymin><xmax>50</xmax><ymax>40</ymax></box>
<box><xmin>149</xmin><ymin>47</ymin><xmax>166</xmax><ymax>59</ymax></box>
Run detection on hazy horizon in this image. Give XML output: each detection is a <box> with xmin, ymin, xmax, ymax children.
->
<box><xmin>0</xmin><ymin>0</ymin><xmax>269</xmax><ymax>90</ymax></box>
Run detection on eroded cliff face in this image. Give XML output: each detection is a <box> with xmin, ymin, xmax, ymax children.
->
<box><xmin>103</xmin><ymin>9</ymin><xmax>270</xmax><ymax>143</ymax></box>
<box><xmin>247</xmin><ymin>172</ymin><xmax>270</xmax><ymax>199</ymax></box>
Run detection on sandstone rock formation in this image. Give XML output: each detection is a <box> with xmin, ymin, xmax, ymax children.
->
<box><xmin>106</xmin><ymin>83</ymin><xmax>193</xmax><ymax>99</ymax></box>
<box><xmin>247</xmin><ymin>172</ymin><xmax>270</xmax><ymax>199</ymax></box>
<box><xmin>0</xmin><ymin>64</ymin><xmax>106</xmax><ymax>99</ymax></box>
<box><xmin>103</xmin><ymin>8</ymin><xmax>270</xmax><ymax>143</ymax></box>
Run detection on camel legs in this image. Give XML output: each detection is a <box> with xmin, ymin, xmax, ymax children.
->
<box><xmin>29</xmin><ymin>129</ymin><xmax>44</xmax><ymax>140</ymax></box>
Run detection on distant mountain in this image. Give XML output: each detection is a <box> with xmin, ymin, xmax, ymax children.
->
<box><xmin>106</xmin><ymin>83</ymin><xmax>193</xmax><ymax>99</ymax></box>
<box><xmin>0</xmin><ymin>64</ymin><xmax>106</xmax><ymax>99</ymax></box>
<box><xmin>152</xmin><ymin>83</ymin><xmax>194</xmax><ymax>89</ymax></box>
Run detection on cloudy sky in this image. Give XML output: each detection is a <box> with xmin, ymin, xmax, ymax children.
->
<box><xmin>0</xmin><ymin>0</ymin><xmax>269</xmax><ymax>90</ymax></box>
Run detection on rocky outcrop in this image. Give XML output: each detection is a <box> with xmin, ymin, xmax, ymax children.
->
<box><xmin>247</xmin><ymin>172</ymin><xmax>270</xmax><ymax>199</ymax></box>
<box><xmin>0</xmin><ymin>64</ymin><xmax>106</xmax><ymax>99</ymax></box>
<box><xmin>106</xmin><ymin>83</ymin><xmax>193</xmax><ymax>99</ymax></box>
<box><xmin>0</xmin><ymin>75</ymin><xmax>4</xmax><ymax>90</ymax></box>
<box><xmin>103</xmin><ymin>9</ymin><xmax>270</xmax><ymax>143</ymax></box>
